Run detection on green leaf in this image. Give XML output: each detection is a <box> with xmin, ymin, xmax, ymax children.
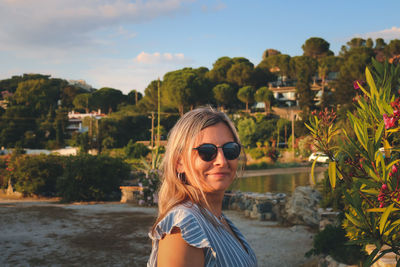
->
<box><xmin>358</xmin><ymin>83</ymin><xmax>371</xmax><ymax>99</ymax></box>
<box><xmin>304</xmin><ymin>123</ymin><xmax>316</xmax><ymax>134</ymax></box>
<box><xmin>366</xmin><ymin>67</ymin><xmax>378</xmax><ymax>99</ymax></box>
<box><xmin>386</xmin><ymin>159</ymin><xmax>400</xmax><ymax>172</ymax></box>
<box><xmin>375</xmin><ymin>121</ymin><xmax>384</xmax><ymax>145</ymax></box>
<box><xmin>367</xmin><ymin>208</ymin><xmax>385</xmax><ymax>212</ymax></box>
<box><xmin>310</xmin><ymin>157</ymin><xmax>318</xmax><ymax>185</ymax></box>
<box><xmin>345</xmin><ymin>212</ymin><xmax>364</xmax><ymax>228</ymax></box>
<box><xmin>351</xmin><ymin>116</ymin><xmax>368</xmax><ymax>152</ymax></box>
<box><xmin>380</xmin><ymin>203</ymin><xmax>394</xmax><ymax>234</ymax></box>
<box><xmin>328</xmin><ymin>161</ymin><xmax>336</xmax><ymax>189</ymax></box>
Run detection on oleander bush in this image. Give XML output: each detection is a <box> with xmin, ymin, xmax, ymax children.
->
<box><xmin>307</xmin><ymin>60</ymin><xmax>400</xmax><ymax>265</ymax></box>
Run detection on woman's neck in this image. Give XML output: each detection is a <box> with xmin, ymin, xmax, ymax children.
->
<box><xmin>204</xmin><ymin>192</ymin><xmax>224</xmax><ymax>216</ymax></box>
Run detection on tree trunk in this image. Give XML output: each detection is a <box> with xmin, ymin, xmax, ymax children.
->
<box><xmin>264</xmin><ymin>101</ymin><xmax>268</xmax><ymax>115</ymax></box>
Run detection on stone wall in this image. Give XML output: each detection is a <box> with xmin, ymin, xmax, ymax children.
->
<box><xmin>223</xmin><ymin>191</ymin><xmax>287</xmax><ymax>222</ymax></box>
<box><xmin>224</xmin><ymin>186</ymin><xmax>326</xmax><ymax>228</ymax></box>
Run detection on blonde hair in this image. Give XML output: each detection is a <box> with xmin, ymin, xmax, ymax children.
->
<box><xmin>151</xmin><ymin>107</ymin><xmax>245</xmax><ymax>232</ymax></box>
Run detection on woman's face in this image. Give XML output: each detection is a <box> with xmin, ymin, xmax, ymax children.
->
<box><xmin>187</xmin><ymin>122</ymin><xmax>239</xmax><ymax>194</ymax></box>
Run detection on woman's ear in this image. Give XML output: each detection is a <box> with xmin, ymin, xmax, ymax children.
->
<box><xmin>176</xmin><ymin>157</ymin><xmax>185</xmax><ymax>173</ymax></box>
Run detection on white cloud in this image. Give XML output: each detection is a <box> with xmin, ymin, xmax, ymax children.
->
<box><xmin>0</xmin><ymin>0</ymin><xmax>193</xmax><ymax>49</ymax></box>
<box><xmin>83</xmin><ymin>54</ymin><xmax>194</xmax><ymax>94</ymax></box>
<box><xmin>201</xmin><ymin>1</ymin><xmax>226</xmax><ymax>12</ymax></box>
<box><xmin>135</xmin><ymin>51</ymin><xmax>189</xmax><ymax>64</ymax></box>
<box><xmin>354</xmin><ymin>26</ymin><xmax>400</xmax><ymax>40</ymax></box>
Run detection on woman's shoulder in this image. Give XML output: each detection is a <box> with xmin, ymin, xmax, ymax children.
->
<box><xmin>150</xmin><ymin>201</ymin><xmax>213</xmax><ymax>249</ymax></box>
<box><xmin>163</xmin><ymin>202</ymin><xmax>204</xmax><ymax>224</ymax></box>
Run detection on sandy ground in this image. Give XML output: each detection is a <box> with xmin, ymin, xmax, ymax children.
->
<box><xmin>0</xmin><ymin>200</ymin><xmax>315</xmax><ymax>267</ymax></box>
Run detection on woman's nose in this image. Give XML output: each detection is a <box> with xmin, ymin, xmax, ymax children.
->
<box><xmin>213</xmin><ymin>148</ymin><xmax>228</xmax><ymax>165</ymax></box>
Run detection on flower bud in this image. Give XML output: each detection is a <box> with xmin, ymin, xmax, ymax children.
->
<box><xmin>381</xmin><ymin>184</ymin><xmax>388</xmax><ymax>191</ymax></box>
<box><xmin>392</xmin><ymin>165</ymin><xmax>398</xmax><ymax>174</ymax></box>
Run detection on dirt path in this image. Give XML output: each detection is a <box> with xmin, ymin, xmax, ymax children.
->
<box><xmin>0</xmin><ymin>201</ymin><xmax>315</xmax><ymax>267</ymax></box>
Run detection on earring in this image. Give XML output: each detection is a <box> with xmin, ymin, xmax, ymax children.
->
<box><xmin>178</xmin><ymin>172</ymin><xmax>187</xmax><ymax>184</ymax></box>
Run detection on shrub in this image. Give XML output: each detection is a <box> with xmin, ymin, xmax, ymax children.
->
<box><xmin>57</xmin><ymin>154</ymin><xmax>130</xmax><ymax>202</ymax></box>
<box><xmin>266</xmin><ymin>147</ymin><xmax>279</xmax><ymax>162</ymax></box>
<box><xmin>137</xmin><ymin>171</ymin><xmax>160</xmax><ymax>206</ymax></box>
<box><xmin>306</xmin><ymin>224</ymin><xmax>366</xmax><ymax>264</ymax></box>
<box><xmin>10</xmin><ymin>155</ymin><xmax>64</xmax><ymax>196</ymax></box>
<box><xmin>124</xmin><ymin>140</ymin><xmax>150</xmax><ymax>159</ymax></box>
<box><xmin>307</xmin><ymin>62</ymin><xmax>400</xmax><ymax>264</ymax></box>
<box><xmin>248</xmin><ymin>147</ymin><xmax>265</xmax><ymax>160</ymax></box>
<box><xmin>0</xmin><ymin>156</ymin><xmax>8</xmax><ymax>188</ymax></box>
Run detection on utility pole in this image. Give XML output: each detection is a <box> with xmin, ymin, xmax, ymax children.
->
<box><xmin>150</xmin><ymin>112</ymin><xmax>154</xmax><ymax>149</ymax></box>
<box><xmin>284</xmin><ymin>124</ymin><xmax>287</xmax><ymax>145</ymax></box>
<box><xmin>291</xmin><ymin>110</ymin><xmax>295</xmax><ymax>157</ymax></box>
<box><xmin>157</xmin><ymin>78</ymin><xmax>161</xmax><ymax>148</ymax></box>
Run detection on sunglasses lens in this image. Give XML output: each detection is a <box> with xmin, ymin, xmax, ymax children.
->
<box><xmin>223</xmin><ymin>142</ymin><xmax>241</xmax><ymax>160</ymax></box>
<box><xmin>196</xmin><ymin>144</ymin><xmax>217</xmax><ymax>162</ymax></box>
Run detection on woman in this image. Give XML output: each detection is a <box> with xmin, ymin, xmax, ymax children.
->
<box><xmin>148</xmin><ymin>107</ymin><xmax>257</xmax><ymax>267</ymax></box>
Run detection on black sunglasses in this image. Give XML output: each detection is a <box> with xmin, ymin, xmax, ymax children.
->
<box><xmin>193</xmin><ymin>142</ymin><xmax>241</xmax><ymax>162</ymax></box>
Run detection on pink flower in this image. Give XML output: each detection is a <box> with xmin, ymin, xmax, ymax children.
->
<box><xmin>380</xmin><ymin>203</ymin><xmax>385</xmax><ymax>208</ymax></box>
<box><xmin>381</xmin><ymin>184</ymin><xmax>388</xmax><ymax>191</ymax></box>
<box><xmin>392</xmin><ymin>165</ymin><xmax>398</xmax><ymax>174</ymax></box>
<box><xmin>353</xmin><ymin>80</ymin><xmax>361</xmax><ymax>90</ymax></box>
<box><xmin>383</xmin><ymin>114</ymin><xmax>397</xmax><ymax>129</ymax></box>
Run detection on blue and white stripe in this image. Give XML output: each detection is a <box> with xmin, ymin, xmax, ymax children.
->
<box><xmin>147</xmin><ymin>202</ymin><xmax>258</xmax><ymax>267</ymax></box>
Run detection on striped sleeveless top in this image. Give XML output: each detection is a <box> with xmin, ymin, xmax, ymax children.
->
<box><xmin>147</xmin><ymin>202</ymin><xmax>257</xmax><ymax>267</ymax></box>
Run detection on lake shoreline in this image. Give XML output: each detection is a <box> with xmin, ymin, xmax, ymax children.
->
<box><xmin>242</xmin><ymin>166</ymin><xmax>327</xmax><ymax>178</ymax></box>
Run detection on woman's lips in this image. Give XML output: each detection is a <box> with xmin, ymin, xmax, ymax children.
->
<box><xmin>207</xmin><ymin>172</ymin><xmax>230</xmax><ymax>177</ymax></box>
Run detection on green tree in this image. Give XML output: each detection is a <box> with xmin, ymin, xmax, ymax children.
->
<box><xmin>255</xmin><ymin>86</ymin><xmax>274</xmax><ymax>115</ymax></box>
<box><xmin>237</xmin><ymin>117</ymin><xmax>256</xmax><ymax>147</ymax></box>
<box><xmin>291</xmin><ymin>56</ymin><xmax>317</xmax><ymax>114</ymax></box>
<box><xmin>333</xmin><ymin>44</ymin><xmax>374</xmax><ymax>107</ymax></box>
<box><xmin>206</xmin><ymin>57</ymin><xmax>234</xmax><ymax>84</ymax></box>
<box><xmin>366</xmin><ymin>38</ymin><xmax>374</xmax><ymax>48</ymax></box>
<box><xmin>138</xmin><ymin>80</ymin><xmax>162</xmax><ymax>112</ymax></box>
<box><xmin>262</xmin><ymin>48</ymin><xmax>281</xmax><ymax>60</ymax></box>
<box><xmin>346</xmin><ymin>38</ymin><xmax>366</xmax><ymax>49</ymax></box>
<box><xmin>0</xmin><ymin>105</ymin><xmax>36</xmax><ymax>147</ymax></box>
<box><xmin>213</xmin><ymin>83</ymin><xmax>236</xmax><ymax>110</ymax></box>
<box><xmin>60</xmin><ymin>85</ymin><xmax>82</xmax><ymax>108</ymax></box>
<box><xmin>258</xmin><ymin>54</ymin><xmax>291</xmax><ymax>79</ymax></box>
<box><xmin>385</xmin><ymin>39</ymin><xmax>400</xmax><ymax>57</ymax></box>
<box><xmin>162</xmin><ymin>68</ymin><xmax>210</xmax><ymax>114</ymax></box>
<box><xmin>13</xmin><ymin>79</ymin><xmax>60</xmax><ymax>115</ymax></box>
<box><xmin>226</xmin><ymin>60</ymin><xmax>254</xmax><ymax>88</ymax></box>
<box><xmin>73</xmin><ymin>93</ymin><xmax>92</xmax><ymax>113</ymax></box>
<box><xmin>375</xmin><ymin>38</ymin><xmax>387</xmax><ymax>50</ymax></box>
<box><xmin>302</xmin><ymin>37</ymin><xmax>333</xmax><ymax>59</ymax></box>
<box><xmin>127</xmin><ymin>89</ymin><xmax>143</xmax><ymax>105</ymax></box>
<box><xmin>54</xmin><ymin>108</ymin><xmax>68</xmax><ymax>147</ymax></box>
<box><xmin>92</xmin><ymin>87</ymin><xmax>125</xmax><ymax>113</ymax></box>
<box><xmin>237</xmin><ymin>86</ymin><xmax>255</xmax><ymax>112</ymax></box>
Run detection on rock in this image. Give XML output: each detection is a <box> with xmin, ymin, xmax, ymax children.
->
<box><xmin>319</xmin><ymin>209</ymin><xmax>341</xmax><ymax>230</ymax></box>
<box><xmin>284</xmin><ymin>186</ymin><xmax>322</xmax><ymax>227</ymax></box>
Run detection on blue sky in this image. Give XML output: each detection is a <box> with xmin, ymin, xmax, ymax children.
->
<box><xmin>1</xmin><ymin>0</ymin><xmax>400</xmax><ymax>94</ymax></box>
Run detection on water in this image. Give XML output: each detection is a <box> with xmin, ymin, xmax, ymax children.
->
<box><xmin>230</xmin><ymin>171</ymin><xmax>325</xmax><ymax>194</ymax></box>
